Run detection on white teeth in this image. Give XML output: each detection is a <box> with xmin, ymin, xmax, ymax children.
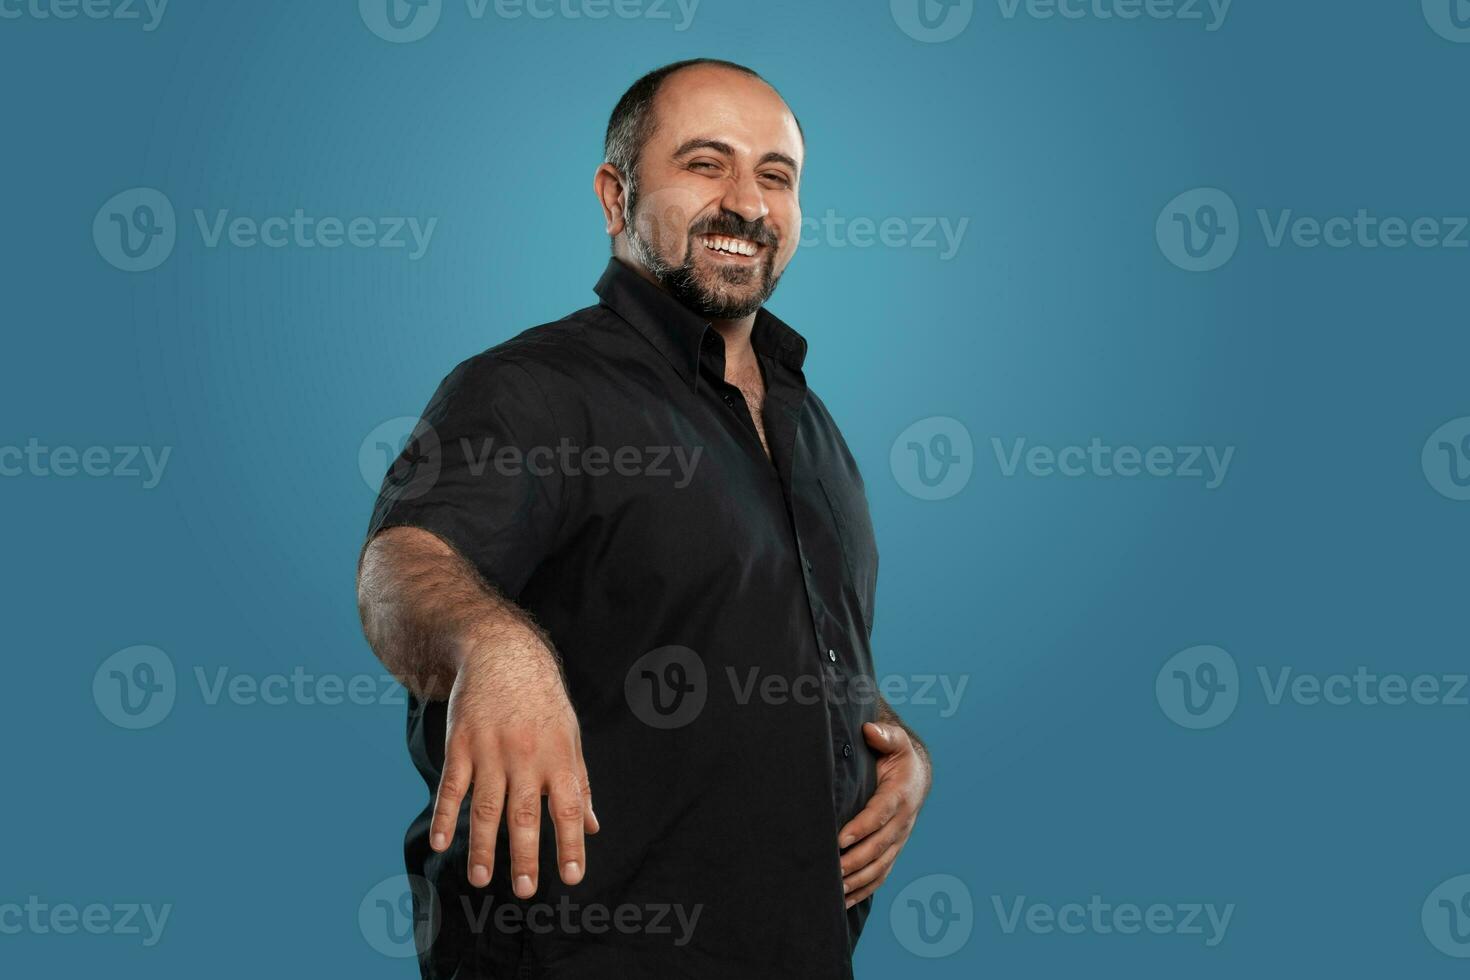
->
<box><xmin>703</xmin><ymin>235</ymin><xmax>758</xmax><ymax>256</ymax></box>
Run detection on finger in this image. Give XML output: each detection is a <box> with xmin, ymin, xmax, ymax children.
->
<box><xmin>580</xmin><ymin>770</ymin><xmax>600</xmax><ymax>836</ymax></box>
<box><xmin>466</xmin><ymin>771</ymin><xmax>506</xmax><ymax>888</ymax></box>
<box><xmin>839</xmin><ymin>817</ymin><xmax>907</xmax><ymax>876</ymax></box>
<box><xmin>846</xmin><ymin>872</ymin><xmax>890</xmax><ymax>909</ymax></box>
<box><xmin>507</xmin><ymin>777</ymin><xmax>544</xmax><ymax>899</ymax></box>
<box><xmin>430</xmin><ymin>745</ymin><xmax>472</xmax><ymax>853</ymax></box>
<box><xmin>863</xmin><ymin>721</ymin><xmax>908</xmax><ymax>754</ymax></box>
<box><xmin>548</xmin><ymin>770</ymin><xmax>587</xmax><ymax>886</ymax></box>
<box><xmin>574</xmin><ymin>737</ymin><xmax>599</xmax><ymax>836</ymax></box>
<box><xmin>837</xmin><ymin>791</ymin><xmax>901</xmax><ymax>849</ymax></box>
<box><xmin>842</xmin><ymin>835</ymin><xmax>904</xmax><ymax>895</ymax></box>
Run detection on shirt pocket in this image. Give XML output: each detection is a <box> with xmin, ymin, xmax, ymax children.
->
<box><xmin>818</xmin><ymin>474</ymin><xmax>879</xmax><ymax>636</ymax></box>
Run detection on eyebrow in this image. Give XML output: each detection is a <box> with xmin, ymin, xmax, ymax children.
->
<box><xmin>672</xmin><ymin>138</ymin><xmax>800</xmax><ymax>176</ymax></box>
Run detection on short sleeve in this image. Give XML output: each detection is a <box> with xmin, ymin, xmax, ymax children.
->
<box><xmin>365</xmin><ymin>354</ymin><xmax>564</xmax><ymax>598</ymax></box>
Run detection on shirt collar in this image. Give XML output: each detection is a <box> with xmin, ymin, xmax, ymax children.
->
<box><xmin>593</xmin><ymin>257</ymin><xmax>808</xmax><ymax>390</ymax></box>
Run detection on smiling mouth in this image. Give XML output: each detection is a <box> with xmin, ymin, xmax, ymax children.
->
<box><xmin>698</xmin><ymin>234</ymin><xmax>765</xmax><ymax>258</ymax></box>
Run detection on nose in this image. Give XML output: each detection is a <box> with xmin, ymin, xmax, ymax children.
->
<box><xmin>718</xmin><ymin>170</ymin><xmax>769</xmax><ymax>227</ymax></box>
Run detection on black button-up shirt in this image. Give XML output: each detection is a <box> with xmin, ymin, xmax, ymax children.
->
<box><xmin>367</xmin><ymin>257</ymin><xmax>881</xmax><ymax>979</ymax></box>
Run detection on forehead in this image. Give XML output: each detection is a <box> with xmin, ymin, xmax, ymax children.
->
<box><xmin>649</xmin><ymin>66</ymin><xmax>803</xmax><ymax>164</ymax></box>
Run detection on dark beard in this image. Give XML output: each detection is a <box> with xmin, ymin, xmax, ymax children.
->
<box><xmin>658</xmin><ymin>252</ymin><xmax>779</xmax><ymax>320</ymax></box>
<box><xmin>628</xmin><ymin>204</ymin><xmax>782</xmax><ymax>319</ymax></box>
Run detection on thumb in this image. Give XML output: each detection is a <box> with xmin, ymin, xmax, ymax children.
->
<box><xmin>863</xmin><ymin>721</ymin><xmax>900</xmax><ymax>752</ymax></box>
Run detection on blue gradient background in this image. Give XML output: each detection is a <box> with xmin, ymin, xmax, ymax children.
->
<box><xmin>3</xmin><ymin>0</ymin><xmax>1468</xmax><ymax>976</ymax></box>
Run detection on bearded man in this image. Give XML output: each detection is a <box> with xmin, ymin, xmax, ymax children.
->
<box><xmin>357</xmin><ymin>58</ymin><xmax>932</xmax><ymax>980</ymax></box>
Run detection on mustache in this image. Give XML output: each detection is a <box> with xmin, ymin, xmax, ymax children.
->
<box><xmin>688</xmin><ymin>214</ymin><xmax>779</xmax><ymax>249</ymax></box>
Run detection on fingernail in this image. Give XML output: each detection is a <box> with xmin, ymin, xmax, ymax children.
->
<box><xmin>845</xmin><ymin>898</ymin><xmax>856</xmax><ymax>909</ymax></box>
<box><xmin>839</xmin><ymin>835</ymin><xmax>855</xmax><ymax>848</ymax></box>
<box><xmin>431</xmin><ymin>832</ymin><xmax>447</xmax><ymax>850</ymax></box>
<box><xmin>564</xmin><ymin>861</ymin><xmax>582</xmax><ymax>882</ymax></box>
<box><xmin>515</xmin><ymin>874</ymin><xmax>534</xmax><ymax>896</ymax></box>
<box><xmin>470</xmin><ymin>864</ymin><xmax>488</xmax><ymax>886</ymax></box>
<box><xmin>842</xmin><ymin>880</ymin><xmax>851</xmax><ymax>894</ymax></box>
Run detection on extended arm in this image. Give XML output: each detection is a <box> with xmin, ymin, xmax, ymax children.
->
<box><xmin>357</xmin><ymin>525</ymin><xmax>598</xmax><ymax>896</ymax></box>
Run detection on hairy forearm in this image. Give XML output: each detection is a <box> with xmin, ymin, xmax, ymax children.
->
<box><xmin>356</xmin><ymin>525</ymin><xmax>554</xmax><ymax>700</ymax></box>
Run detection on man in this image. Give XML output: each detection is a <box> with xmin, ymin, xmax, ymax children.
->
<box><xmin>358</xmin><ymin>59</ymin><xmax>932</xmax><ymax>979</ymax></box>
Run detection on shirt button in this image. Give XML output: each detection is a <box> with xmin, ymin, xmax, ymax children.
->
<box><xmin>842</xmin><ymin>742</ymin><xmax>852</xmax><ymax>758</ymax></box>
<box><xmin>828</xmin><ymin>649</ymin><xmax>837</xmax><ymax>663</ymax></box>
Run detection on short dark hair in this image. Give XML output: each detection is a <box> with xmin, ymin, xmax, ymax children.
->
<box><xmin>603</xmin><ymin>58</ymin><xmax>803</xmax><ymax>208</ymax></box>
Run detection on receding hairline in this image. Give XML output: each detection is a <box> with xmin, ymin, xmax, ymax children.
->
<box><xmin>603</xmin><ymin>58</ymin><xmax>806</xmax><ymax>190</ymax></box>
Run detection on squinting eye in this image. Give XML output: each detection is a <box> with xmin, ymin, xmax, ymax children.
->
<box><xmin>761</xmin><ymin>174</ymin><xmax>792</xmax><ymax>187</ymax></box>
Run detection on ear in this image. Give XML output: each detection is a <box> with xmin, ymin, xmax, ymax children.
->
<box><xmin>594</xmin><ymin>163</ymin><xmax>629</xmax><ymax>238</ymax></box>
